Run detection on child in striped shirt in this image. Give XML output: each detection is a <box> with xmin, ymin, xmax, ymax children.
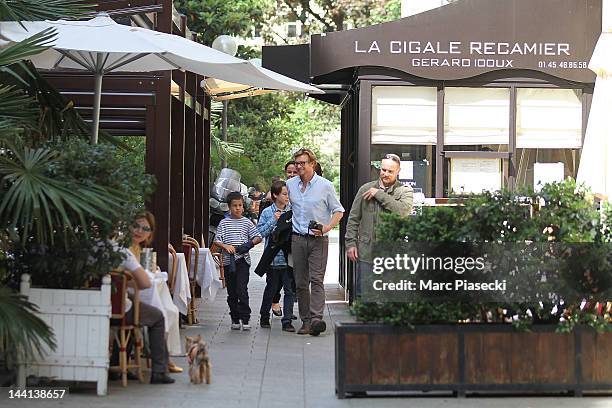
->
<box><xmin>215</xmin><ymin>191</ymin><xmax>262</xmax><ymax>330</ymax></box>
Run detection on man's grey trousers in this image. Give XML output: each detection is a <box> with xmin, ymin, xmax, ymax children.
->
<box><xmin>291</xmin><ymin>234</ymin><xmax>329</xmax><ymax>323</ymax></box>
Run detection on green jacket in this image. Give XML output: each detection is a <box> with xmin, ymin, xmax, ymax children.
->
<box><xmin>345</xmin><ymin>180</ymin><xmax>413</xmax><ymax>263</ymax></box>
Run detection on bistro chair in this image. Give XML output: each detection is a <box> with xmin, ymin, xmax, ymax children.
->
<box><xmin>109</xmin><ymin>270</ymin><xmax>144</xmax><ymax>387</ymax></box>
<box><xmin>209</xmin><ymin>242</ymin><xmax>226</xmax><ymax>288</ymax></box>
<box><xmin>201</xmin><ymin>234</ymin><xmax>225</xmax><ymax>288</ymax></box>
<box><xmin>182</xmin><ymin>236</ymin><xmax>200</xmax><ymax>325</ymax></box>
<box><xmin>167</xmin><ymin>243</ymin><xmax>178</xmax><ymax>293</ymax></box>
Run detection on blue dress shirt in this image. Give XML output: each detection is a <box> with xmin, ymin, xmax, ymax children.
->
<box><xmin>286</xmin><ymin>174</ymin><xmax>344</xmax><ymax>236</ymax></box>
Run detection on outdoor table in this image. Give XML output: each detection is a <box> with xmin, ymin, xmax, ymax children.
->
<box><xmin>139</xmin><ymin>271</ymin><xmax>182</xmax><ymax>356</ymax></box>
<box><xmin>190</xmin><ymin>248</ymin><xmax>223</xmax><ymax>302</ymax></box>
<box><xmin>169</xmin><ymin>252</ymin><xmax>191</xmax><ymax>316</ymax></box>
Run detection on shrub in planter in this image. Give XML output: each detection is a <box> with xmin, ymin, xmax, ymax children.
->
<box><xmin>355</xmin><ymin>179</ymin><xmax>612</xmax><ymax>332</ymax></box>
<box><xmin>0</xmin><ymin>12</ymin><xmax>144</xmax><ymax>390</ymax></box>
<box><xmin>3</xmin><ymin>138</ymin><xmax>155</xmax><ymax>289</ymax></box>
<box><xmin>1</xmin><ymin>139</ymin><xmax>154</xmax><ymax>394</ymax></box>
<box><xmin>0</xmin><ymin>287</ymin><xmax>56</xmax><ymax>385</ymax></box>
<box><xmin>338</xmin><ymin>180</ymin><xmax>611</xmax><ymax>398</ymax></box>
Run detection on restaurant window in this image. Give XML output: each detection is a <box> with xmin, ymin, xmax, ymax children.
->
<box><xmin>443</xmin><ymin>87</ymin><xmax>510</xmax><ymax>195</ymax></box>
<box><xmin>444</xmin><ymin>87</ymin><xmax>509</xmax><ymax>151</ymax></box>
<box><xmin>371</xmin><ymin>86</ymin><xmax>437</xmax><ymax>198</ymax></box>
<box><xmin>515</xmin><ymin>88</ymin><xmax>582</xmax><ymax>191</ymax></box>
<box><xmin>372</xmin><ymin>86</ymin><xmax>437</xmax><ymax>145</ymax></box>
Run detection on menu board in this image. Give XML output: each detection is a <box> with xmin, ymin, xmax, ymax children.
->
<box><xmin>399</xmin><ymin>160</ymin><xmax>428</xmax><ymax>193</ymax></box>
<box><xmin>399</xmin><ymin>160</ymin><xmax>414</xmax><ymax>180</ymax></box>
<box><xmin>450</xmin><ymin>158</ymin><xmax>502</xmax><ymax>194</ymax></box>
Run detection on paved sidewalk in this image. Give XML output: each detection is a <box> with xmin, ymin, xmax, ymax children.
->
<box><xmin>6</xmin><ymin>246</ymin><xmax>611</xmax><ymax>408</ymax></box>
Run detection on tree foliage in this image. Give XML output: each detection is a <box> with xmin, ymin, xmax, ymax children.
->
<box><xmin>175</xmin><ymin>1</ymin><xmax>350</xmax><ymax>191</ymax></box>
<box><xmin>218</xmin><ymin>93</ymin><xmax>339</xmax><ymax>189</ymax></box>
<box><xmin>273</xmin><ymin>0</ymin><xmax>401</xmax><ymax>40</ymax></box>
<box><xmin>175</xmin><ymin>0</ymin><xmax>273</xmax><ymax>49</ymax></box>
<box><xmin>369</xmin><ymin>0</ymin><xmax>402</xmax><ymax>25</ymax></box>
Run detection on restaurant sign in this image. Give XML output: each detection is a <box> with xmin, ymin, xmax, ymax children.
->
<box><xmin>310</xmin><ymin>0</ymin><xmax>600</xmax><ymax>83</ymax></box>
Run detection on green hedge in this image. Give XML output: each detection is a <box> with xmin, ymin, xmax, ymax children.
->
<box><xmin>353</xmin><ymin>179</ymin><xmax>612</xmax><ymax>332</ymax></box>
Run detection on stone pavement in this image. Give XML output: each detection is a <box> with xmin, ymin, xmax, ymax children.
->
<box><xmin>5</xmin><ymin>245</ymin><xmax>611</xmax><ymax>408</ymax></box>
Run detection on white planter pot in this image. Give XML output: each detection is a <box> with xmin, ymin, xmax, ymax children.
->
<box><xmin>17</xmin><ymin>274</ymin><xmax>111</xmax><ymax>396</ymax></box>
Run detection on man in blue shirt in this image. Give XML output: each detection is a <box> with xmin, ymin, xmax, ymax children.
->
<box><xmin>287</xmin><ymin>148</ymin><xmax>344</xmax><ymax>336</ymax></box>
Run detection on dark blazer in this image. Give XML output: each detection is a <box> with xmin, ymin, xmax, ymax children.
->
<box><xmin>254</xmin><ymin>210</ymin><xmax>292</xmax><ymax>276</ymax></box>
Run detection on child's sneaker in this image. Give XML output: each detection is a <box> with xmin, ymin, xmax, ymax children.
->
<box><xmin>241</xmin><ymin>321</ymin><xmax>251</xmax><ymax>331</ymax></box>
<box><xmin>260</xmin><ymin>317</ymin><xmax>271</xmax><ymax>328</ymax></box>
<box><xmin>231</xmin><ymin>320</ymin><xmax>241</xmax><ymax>330</ymax></box>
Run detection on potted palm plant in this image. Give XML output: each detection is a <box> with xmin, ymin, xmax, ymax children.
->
<box><xmin>0</xmin><ymin>1</ymin><xmax>154</xmax><ymax>395</ymax></box>
<box><xmin>0</xmin><ymin>286</ymin><xmax>56</xmax><ymax>386</ymax></box>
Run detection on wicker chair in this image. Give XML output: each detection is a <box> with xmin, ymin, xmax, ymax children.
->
<box><xmin>109</xmin><ymin>270</ymin><xmax>144</xmax><ymax>387</ymax></box>
<box><xmin>209</xmin><ymin>242</ymin><xmax>226</xmax><ymax>288</ymax></box>
<box><xmin>182</xmin><ymin>236</ymin><xmax>200</xmax><ymax>325</ymax></box>
<box><xmin>167</xmin><ymin>244</ymin><xmax>178</xmax><ymax>294</ymax></box>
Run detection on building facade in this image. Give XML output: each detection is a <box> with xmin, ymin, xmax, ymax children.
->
<box><xmin>264</xmin><ymin>0</ymin><xmax>602</xmax><ymax>300</ymax></box>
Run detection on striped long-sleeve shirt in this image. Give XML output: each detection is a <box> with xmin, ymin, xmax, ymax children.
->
<box><xmin>215</xmin><ymin>216</ymin><xmax>261</xmax><ymax>265</ymax></box>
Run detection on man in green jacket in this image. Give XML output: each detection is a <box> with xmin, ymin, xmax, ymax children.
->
<box><xmin>345</xmin><ymin>153</ymin><xmax>413</xmax><ymax>295</ymax></box>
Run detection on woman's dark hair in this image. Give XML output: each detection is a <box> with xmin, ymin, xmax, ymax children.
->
<box><xmin>284</xmin><ymin>160</ymin><xmax>296</xmax><ymax>171</ymax></box>
<box><xmin>314</xmin><ymin>162</ymin><xmax>323</xmax><ymax>176</ymax></box>
<box><xmin>227</xmin><ymin>191</ymin><xmax>244</xmax><ymax>206</ymax></box>
<box><xmin>270</xmin><ymin>180</ymin><xmax>287</xmax><ymax>201</ymax></box>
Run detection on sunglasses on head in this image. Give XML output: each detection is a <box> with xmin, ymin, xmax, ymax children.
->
<box><xmin>382</xmin><ymin>153</ymin><xmax>401</xmax><ymax>163</ymax></box>
<box><xmin>294</xmin><ymin>148</ymin><xmax>317</xmax><ymax>163</ymax></box>
<box><xmin>132</xmin><ymin>222</ymin><xmax>152</xmax><ymax>233</ymax></box>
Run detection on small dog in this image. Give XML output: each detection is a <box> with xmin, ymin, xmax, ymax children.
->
<box><xmin>185</xmin><ymin>335</ymin><xmax>211</xmax><ymax>384</ymax></box>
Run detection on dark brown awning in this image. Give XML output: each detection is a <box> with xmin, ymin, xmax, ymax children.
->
<box><xmin>263</xmin><ymin>0</ymin><xmax>600</xmax><ymax>89</ymax></box>
<box><xmin>262</xmin><ymin>44</ymin><xmax>310</xmax><ymax>83</ymax></box>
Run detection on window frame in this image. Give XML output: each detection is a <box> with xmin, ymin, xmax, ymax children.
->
<box><xmin>365</xmin><ymin>79</ymin><xmax>592</xmax><ymax>197</ymax></box>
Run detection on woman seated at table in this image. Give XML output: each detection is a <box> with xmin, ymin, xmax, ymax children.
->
<box><xmin>129</xmin><ymin>211</ymin><xmax>183</xmax><ymax>374</ymax></box>
<box><xmin>113</xmin><ymin>239</ymin><xmax>175</xmax><ymax>384</ymax></box>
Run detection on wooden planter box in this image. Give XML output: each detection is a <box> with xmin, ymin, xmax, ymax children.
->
<box><xmin>335</xmin><ymin>322</ymin><xmax>612</xmax><ymax>398</ymax></box>
<box><xmin>17</xmin><ymin>274</ymin><xmax>112</xmax><ymax>396</ymax></box>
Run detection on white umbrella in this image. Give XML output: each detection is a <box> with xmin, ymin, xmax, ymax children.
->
<box><xmin>202</xmin><ymin>56</ymin><xmax>317</xmax><ymax>101</ymax></box>
<box><xmin>577</xmin><ymin>32</ymin><xmax>612</xmax><ymax>200</ymax></box>
<box><xmin>0</xmin><ymin>12</ymin><xmax>322</xmax><ymax>143</ymax></box>
<box><xmin>204</xmin><ymin>77</ymin><xmax>274</xmax><ymax>101</ymax></box>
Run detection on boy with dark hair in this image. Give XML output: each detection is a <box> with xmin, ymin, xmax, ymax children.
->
<box><xmin>215</xmin><ymin>191</ymin><xmax>262</xmax><ymax>330</ymax></box>
<box><xmin>256</xmin><ymin>180</ymin><xmax>295</xmax><ymax>332</ymax></box>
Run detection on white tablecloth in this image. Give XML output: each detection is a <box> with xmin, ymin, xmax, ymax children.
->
<box><xmin>139</xmin><ymin>272</ymin><xmax>182</xmax><ymax>356</ymax></box>
<box><xmin>190</xmin><ymin>248</ymin><xmax>223</xmax><ymax>302</ymax></box>
<box><xmin>169</xmin><ymin>252</ymin><xmax>191</xmax><ymax>316</ymax></box>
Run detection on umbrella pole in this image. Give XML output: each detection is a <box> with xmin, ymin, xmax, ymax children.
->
<box><xmin>91</xmin><ymin>71</ymin><xmax>103</xmax><ymax>144</ymax></box>
<box><xmin>221</xmin><ymin>100</ymin><xmax>228</xmax><ymax>168</ymax></box>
